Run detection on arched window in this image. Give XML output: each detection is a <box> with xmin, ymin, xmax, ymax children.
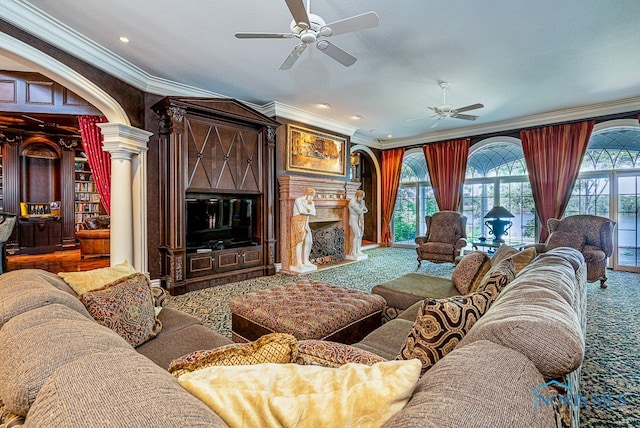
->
<box><xmin>463</xmin><ymin>138</ymin><xmax>535</xmax><ymax>246</ymax></box>
<box><xmin>393</xmin><ymin>150</ymin><xmax>437</xmax><ymax>245</ymax></box>
<box><xmin>567</xmin><ymin>120</ymin><xmax>640</xmax><ymax>271</ymax></box>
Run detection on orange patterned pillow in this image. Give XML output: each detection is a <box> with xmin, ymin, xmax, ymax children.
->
<box><xmin>168</xmin><ymin>333</ymin><xmax>298</xmax><ymax>377</ymax></box>
<box><xmin>397</xmin><ymin>291</ymin><xmax>494</xmax><ymax>375</ymax></box>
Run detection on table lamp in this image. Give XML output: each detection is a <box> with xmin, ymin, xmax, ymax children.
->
<box><xmin>484</xmin><ymin>206</ymin><xmax>514</xmax><ymax>243</ymax></box>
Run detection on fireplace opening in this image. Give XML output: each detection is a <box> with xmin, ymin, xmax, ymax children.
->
<box><xmin>309</xmin><ymin>223</ymin><xmax>345</xmax><ymax>265</ymax></box>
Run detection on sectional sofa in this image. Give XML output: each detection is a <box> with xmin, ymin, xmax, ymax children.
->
<box><xmin>0</xmin><ymin>246</ymin><xmax>586</xmax><ymax>427</ymax></box>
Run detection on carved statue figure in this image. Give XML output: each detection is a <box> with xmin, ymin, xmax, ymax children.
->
<box><xmin>291</xmin><ymin>187</ymin><xmax>316</xmax><ymax>268</ymax></box>
<box><xmin>348</xmin><ymin>189</ymin><xmax>368</xmax><ymax>257</ymax></box>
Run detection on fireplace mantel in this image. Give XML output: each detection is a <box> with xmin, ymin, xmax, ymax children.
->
<box><xmin>278</xmin><ymin>176</ymin><xmax>360</xmax><ymax>273</ymax></box>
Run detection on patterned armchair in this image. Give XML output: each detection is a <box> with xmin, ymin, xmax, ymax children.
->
<box><xmin>415</xmin><ymin>211</ymin><xmax>467</xmax><ymax>266</ymax></box>
<box><xmin>529</xmin><ymin>215</ymin><xmax>616</xmax><ymax>288</ymax></box>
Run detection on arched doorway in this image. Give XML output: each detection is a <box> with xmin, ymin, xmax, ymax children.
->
<box><xmin>0</xmin><ymin>33</ymin><xmax>151</xmax><ymax>273</ymax></box>
<box><xmin>350</xmin><ymin>145</ymin><xmax>380</xmax><ymax>245</ymax></box>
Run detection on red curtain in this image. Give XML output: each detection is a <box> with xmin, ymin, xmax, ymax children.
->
<box><xmin>520</xmin><ymin>120</ymin><xmax>594</xmax><ymax>242</ymax></box>
<box><xmin>78</xmin><ymin>115</ymin><xmax>111</xmax><ymax>215</ymax></box>
<box><xmin>381</xmin><ymin>147</ymin><xmax>406</xmax><ymax>246</ymax></box>
<box><xmin>422</xmin><ymin>138</ymin><xmax>470</xmax><ymax>211</ymax></box>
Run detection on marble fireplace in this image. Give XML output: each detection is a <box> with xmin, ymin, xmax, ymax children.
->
<box><xmin>278</xmin><ymin>176</ymin><xmax>361</xmax><ymax>274</ymax></box>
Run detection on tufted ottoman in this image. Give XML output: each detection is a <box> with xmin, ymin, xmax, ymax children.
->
<box><xmin>229</xmin><ymin>279</ymin><xmax>386</xmax><ymax>344</ymax></box>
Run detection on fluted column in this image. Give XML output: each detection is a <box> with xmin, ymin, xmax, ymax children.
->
<box><xmin>97</xmin><ymin>123</ymin><xmax>152</xmax><ymax>273</ymax></box>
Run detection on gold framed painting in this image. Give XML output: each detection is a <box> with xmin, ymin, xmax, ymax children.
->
<box><xmin>286</xmin><ymin>124</ymin><xmax>347</xmax><ymax>176</ymax></box>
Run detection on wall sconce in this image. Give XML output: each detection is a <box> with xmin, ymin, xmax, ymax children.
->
<box><xmin>484</xmin><ymin>206</ymin><xmax>514</xmax><ymax>243</ymax></box>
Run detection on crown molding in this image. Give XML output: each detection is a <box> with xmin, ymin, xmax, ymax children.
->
<box><xmin>380</xmin><ymin>96</ymin><xmax>640</xmax><ymax>149</ymax></box>
<box><xmin>256</xmin><ymin>101</ymin><xmax>360</xmax><ymax>137</ymax></box>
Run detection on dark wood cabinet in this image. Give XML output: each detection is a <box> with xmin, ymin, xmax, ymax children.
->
<box><xmin>18</xmin><ymin>217</ymin><xmax>62</xmax><ymax>254</ymax></box>
<box><xmin>153</xmin><ymin>97</ymin><xmax>279</xmax><ymax>294</ymax></box>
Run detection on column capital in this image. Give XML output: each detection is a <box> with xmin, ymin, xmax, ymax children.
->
<box><xmin>98</xmin><ymin>123</ymin><xmax>152</xmax><ymax>156</ymax></box>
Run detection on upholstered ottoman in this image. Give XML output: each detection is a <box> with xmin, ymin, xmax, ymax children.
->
<box><xmin>229</xmin><ymin>279</ymin><xmax>386</xmax><ymax>344</ymax></box>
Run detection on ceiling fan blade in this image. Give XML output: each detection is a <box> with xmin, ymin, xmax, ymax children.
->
<box><xmin>235</xmin><ymin>32</ymin><xmax>295</xmax><ymax>39</ymax></box>
<box><xmin>284</xmin><ymin>0</ymin><xmax>310</xmax><ymax>28</ymax></box>
<box><xmin>321</xmin><ymin>11</ymin><xmax>380</xmax><ymax>37</ymax></box>
<box><xmin>316</xmin><ymin>41</ymin><xmax>356</xmax><ymax>67</ymax></box>
<box><xmin>454</xmin><ymin>103</ymin><xmax>484</xmax><ymax>113</ymax></box>
<box><xmin>431</xmin><ymin>118</ymin><xmax>443</xmax><ymax>129</ymax></box>
<box><xmin>279</xmin><ymin>43</ymin><xmax>307</xmax><ymax>70</ymax></box>
<box><xmin>406</xmin><ymin>116</ymin><xmax>429</xmax><ymax>123</ymax></box>
<box><xmin>451</xmin><ymin>113</ymin><xmax>479</xmax><ymax>121</ymax></box>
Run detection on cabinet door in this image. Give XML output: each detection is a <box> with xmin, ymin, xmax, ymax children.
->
<box><xmin>185</xmin><ymin>117</ymin><xmax>261</xmax><ymax>192</ymax></box>
<box><xmin>241</xmin><ymin>245</ymin><xmax>263</xmax><ymax>268</ymax></box>
<box><xmin>214</xmin><ymin>248</ymin><xmax>241</xmax><ymax>272</ymax></box>
<box><xmin>186</xmin><ymin>252</ymin><xmax>215</xmax><ymax>278</ymax></box>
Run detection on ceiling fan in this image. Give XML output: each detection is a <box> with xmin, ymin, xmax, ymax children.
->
<box><xmin>234</xmin><ymin>0</ymin><xmax>379</xmax><ymax>70</ymax></box>
<box><xmin>419</xmin><ymin>82</ymin><xmax>484</xmax><ymax>128</ymax></box>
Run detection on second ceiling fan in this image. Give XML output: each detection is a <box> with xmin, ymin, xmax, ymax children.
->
<box><xmin>235</xmin><ymin>0</ymin><xmax>380</xmax><ymax>70</ymax></box>
<box><xmin>426</xmin><ymin>82</ymin><xmax>484</xmax><ymax>128</ymax></box>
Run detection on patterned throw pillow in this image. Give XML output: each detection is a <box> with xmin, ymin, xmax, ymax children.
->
<box><xmin>168</xmin><ymin>333</ymin><xmax>298</xmax><ymax>377</ymax></box>
<box><xmin>58</xmin><ymin>260</ymin><xmax>137</xmax><ymax>296</ymax></box>
<box><xmin>0</xmin><ymin>399</ymin><xmax>25</xmax><ymax>428</ymax></box>
<box><xmin>451</xmin><ymin>252</ymin><xmax>490</xmax><ymax>294</ymax></box>
<box><xmin>80</xmin><ymin>273</ymin><xmax>162</xmax><ymax>347</ymax></box>
<box><xmin>295</xmin><ymin>340</ymin><xmax>387</xmax><ymax>367</ymax></box>
<box><xmin>476</xmin><ymin>258</ymin><xmax>516</xmax><ymax>295</ymax></box>
<box><xmin>397</xmin><ymin>291</ymin><xmax>495</xmax><ymax>375</ymax></box>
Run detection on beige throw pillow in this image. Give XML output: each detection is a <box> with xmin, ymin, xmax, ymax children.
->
<box><xmin>58</xmin><ymin>260</ymin><xmax>136</xmax><ymax>296</ymax></box>
<box><xmin>451</xmin><ymin>252</ymin><xmax>490</xmax><ymax>294</ymax></box>
<box><xmin>178</xmin><ymin>360</ymin><xmax>422</xmax><ymax>428</ymax></box>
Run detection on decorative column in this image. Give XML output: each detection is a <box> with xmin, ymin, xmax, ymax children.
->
<box><xmin>97</xmin><ymin>123</ymin><xmax>152</xmax><ymax>273</ymax></box>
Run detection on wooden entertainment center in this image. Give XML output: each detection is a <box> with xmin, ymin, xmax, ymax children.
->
<box><xmin>153</xmin><ymin>97</ymin><xmax>280</xmax><ymax>294</ymax></box>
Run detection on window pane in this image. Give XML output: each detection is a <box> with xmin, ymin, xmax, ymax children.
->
<box><xmin>617</xmin><ymin>176</ymin><xmax>639</xmax><ymax>267</ymax></box>
<box><xmin>393</xmin><ymin>185</ymin><xmax>417</xmax><ymax>244</ymax></box>
<box><xmin>462</xmin><ymin>182</ymin><xmax>494</xmax><ymax>241</ymax></box>
<box><xmin>499</xmin><ymin>181</ymin><xmax>536</xmax><ymax>245</ymax></box>
<box><xmin>566</xmin><ymin>177</ymin><xmax>610</xmax><ymax>218</ymax></box>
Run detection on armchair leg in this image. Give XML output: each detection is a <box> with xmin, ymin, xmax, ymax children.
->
<box><xmin>417</xmin><ymin>258</ymin><xmax>422</xmax><ymax>267</ymax></box>
<box><xmin>600</xmin><ymin>277</ymin><xmax>608</xmax><ymax>289</ymax></box>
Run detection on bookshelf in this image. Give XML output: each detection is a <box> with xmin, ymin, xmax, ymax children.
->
<box><xmin>74</xmin><ymin>151</ymin><xmax>103</xmax><ymax>231</ymax></box>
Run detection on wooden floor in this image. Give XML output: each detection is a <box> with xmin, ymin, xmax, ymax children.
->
<box><xmin>7</xmin><ymin>249</ymin><xmax>110</xmax><ymax>273</ymax></box>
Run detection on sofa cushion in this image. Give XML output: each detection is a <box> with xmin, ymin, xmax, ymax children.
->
<box><xmin>295</xmin><ymin>339</ymin><xmax>387</xmax><ymax>367</ymax></box>
<box><xmin>168</xmin><ymin>333</ymin><xmax>298</xmax><ymax>377</ymax></box>
<box><xmin>80</xmin><ymin>272</ymin><xmax>162</xmax><ymax>347</ymax></box>
<box><xmin>475</xmin><ymin>257</ymin><xmax>516</xmax><ymax>295</ymax></box>
<box><xmin>383</xmin><ymin>340</ymin><xmax>556</xmax><ymax>428</ymax></box>
<box><xmin>57</xmin><ymin>259</ymin><xmax>136</xmax><ymax>295</ymax></box>
<box><xmin>0</xmin><ymin>304</ymin><xmax>131</xmax><ymax>416</ymax></box>
<box><xmin>26</xmin><ymin>348</ymin><xmax>227</xmax><ymax>427</ymax></box>
<box><xmin>137</xmin><ymin>323</ymin><xmax>233</xmax><ymax>370</ymax></box>
<box><xmin>178</xmin><ymin>359</ymin><xmax>422</xmax><ymax>428</ymax></box>
<box><xmin>489</xmin><ymin>245</ymin><xmax>536</xmax><ymax>276</ymax></box>
<box><xmin>458</xmin><ymin>283</ymin><xmax>584</xmax><ymax>378</ymax></box>
<box><xmin>397</xmin><ymin>291</ymin><xmax>495</xmax><ymax>375</ymax></box>
<box><xmin>354</xmin><ymin>318</ymin><xmax>416</xmax><ymax>361</ymax></box>
<box><xmin>546</xmin><ymin>231</ymin><xmax>586</xmax><ymax>251</ymax></box>
<box><xmin>451</xmin><ymin>251</ymin><xmax>490</xmax><ymax>294</ymax></box>
<box><xmin>372</xmin><ymin>273</ymin><xmax>458</xmax><ymax>311</ymax></box>
<box><xmin>0</xmin><ymin>279</ymin><xmax>92</xmax><ymax>329</ymax></box>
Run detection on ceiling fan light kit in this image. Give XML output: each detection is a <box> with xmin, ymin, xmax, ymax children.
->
<box><xmin>235</xmin><ymin>0</ymin><xmax>379</xmax><ymax>70</ymax></box>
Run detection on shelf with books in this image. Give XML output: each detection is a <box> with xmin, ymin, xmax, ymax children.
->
<box><xmin>74</xmin><ymin>151</ymin><xmax>103</xmax><ymax>231</ymax></box>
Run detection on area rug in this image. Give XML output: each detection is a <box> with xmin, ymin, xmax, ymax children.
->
<box><xmin>165</xmin><ymin>246</ymin><xmax>640</xmax><ymax>427</ymax></box>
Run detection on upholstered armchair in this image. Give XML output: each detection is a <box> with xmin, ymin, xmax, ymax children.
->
<box><xmin>529</xmin><ymin>215</ymin><xmax>616</xmax><ymax>288</ymax></box>
<box><xmin>76</xmin><ymin>215</ymin><xmax>110</xmax><ymax>259</ymax></box>
<box><xmin>415</xmin><ymin>211</ymin><xmax>467</xmax><ymax>266</ymax></box>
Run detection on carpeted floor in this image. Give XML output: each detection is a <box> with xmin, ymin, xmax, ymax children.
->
<box><xmin>166</xmin><ymin>246</ymin><xmax>639</xmax><ymax>427</ymax></box>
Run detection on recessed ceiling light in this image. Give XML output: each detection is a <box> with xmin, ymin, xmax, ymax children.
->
<box><xmin>318</xmin><ymin>103</ymin><xmax>331</xmax><ymax>108</ymax></box>
<box><xmin>387</xmin><ymin>134</ymin><xmax>393</xmax><ymax>138</ymax></box>
<box><xmin>119</xmin><ymin>36</ymin><xmax>130</xmax><ymax>43</ymax></box>
<box><xmin>352</xmin><ymin>115</ymin><xmax>363</xmax><ymax>120</ymax></box>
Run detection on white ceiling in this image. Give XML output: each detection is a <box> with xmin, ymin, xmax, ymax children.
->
<box><xmin>1</xmin><ymin>0</ymin><xmax>640</xmax><ymax>147</ymax></box>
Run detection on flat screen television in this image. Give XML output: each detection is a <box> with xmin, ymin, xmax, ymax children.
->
<box><xmin>185</xmin><ymin>194</ymin><xmax>258</xmax><ymax>252</ymax></box>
